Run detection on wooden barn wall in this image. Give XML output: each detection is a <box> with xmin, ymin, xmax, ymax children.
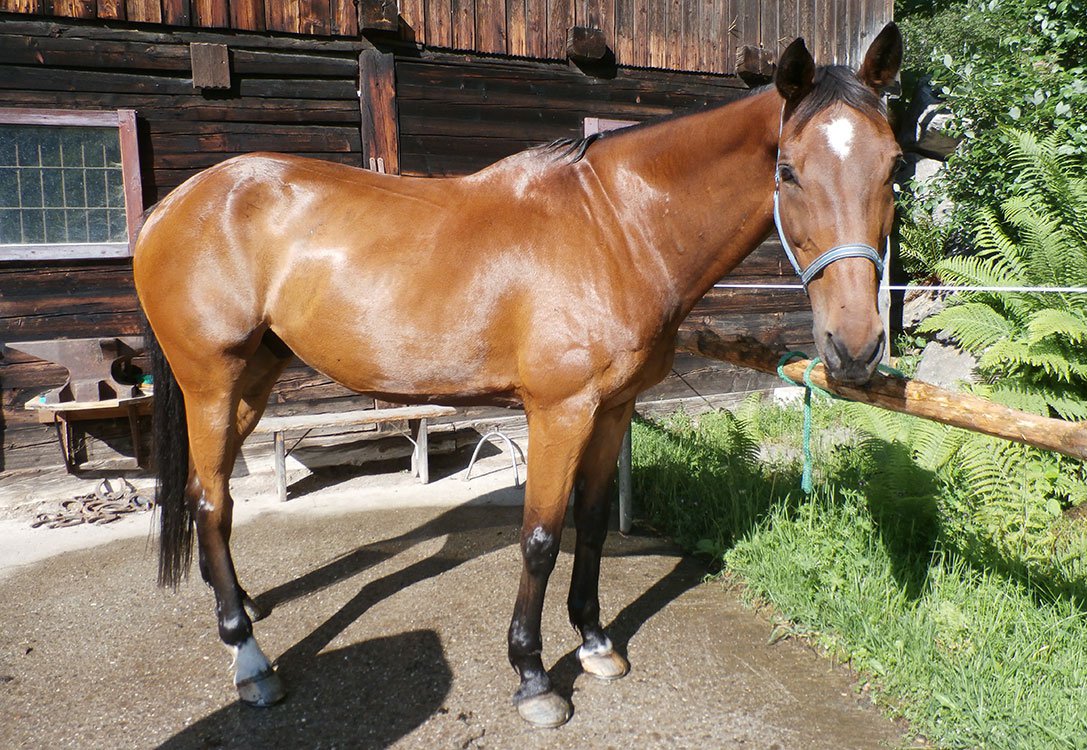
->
<box><xmin>0</xmin><ymin>21</ymin><xmax>810</xmax><ymax>472</ymax></box>
<box><xmin>2</xmin><ymin>0</ymin><xmax>894</xmax><ymax>73</ymax></box>
<box><xmin>399</xmin><ymin>0</ymin><xmax>894</xmax><ymax>73</ymax></box>
<box><xmin>394</xmin><ymin>53</ymin><xmax>812</xmax><ymax>405</ymax></box>
<box><xmin>0</xmin><ymin>0</ymin><xmax>358</xmax><ymax>36</ymax></box>
<box><xmin>0</xmin><ymin>18</ymin><xmax>371</xmax><ymax>471</ymax></box>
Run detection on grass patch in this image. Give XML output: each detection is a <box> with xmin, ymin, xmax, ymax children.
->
<box><xmin>632</xmin><ymin>405</ymin><xmax>1087</xmax><ymax>749</ymax></box>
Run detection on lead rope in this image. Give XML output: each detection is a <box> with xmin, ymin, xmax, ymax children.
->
<box><xmin>776</xmin><ymin>353</ymin><xmax>904</xmax><ymax>494</ymax></box>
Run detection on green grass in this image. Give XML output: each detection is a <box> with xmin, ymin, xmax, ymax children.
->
<box><xmin>631</xmin><ymin>405</ymin><xmax>1087</xmax><ymax>750</ymax></box>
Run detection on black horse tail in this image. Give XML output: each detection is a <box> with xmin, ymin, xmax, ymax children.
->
<box><xmin>143</xmin><ymin>315</ymin><xmax>193</xmax><ymax>589</ymax></box>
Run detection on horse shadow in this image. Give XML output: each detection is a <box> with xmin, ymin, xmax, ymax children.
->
<box><xmin>157</xmin><ymin>486</ymin><xmax>703</xmax><ymax>748</ymax></box>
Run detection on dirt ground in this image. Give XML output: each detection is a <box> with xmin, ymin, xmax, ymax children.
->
<box><xmin>0</xmin><ymin>435</ymin><xmax>913</xmax><ymax>749</ymax></box>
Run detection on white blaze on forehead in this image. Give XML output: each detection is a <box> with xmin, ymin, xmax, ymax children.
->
<box><xmin>821</xmin><ymin>117</ymin><xmax>855</xmax><ymax>159</ymax></box>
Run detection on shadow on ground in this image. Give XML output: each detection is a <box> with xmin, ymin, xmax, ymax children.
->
<box><xmin>157</xmin><ymin>491</ymin><xmax>702</xmax><ymax>749</ymax></box>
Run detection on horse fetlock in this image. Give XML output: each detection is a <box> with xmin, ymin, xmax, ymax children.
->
<box><xmin>512</xmin><ymin>669</ymin><xmax>552</xmax><ymax>703</ymax></box>
<box><xmin>218</xmin><ymin>611</ymin><xmax>253</xmax><ymax>645</ymax></box>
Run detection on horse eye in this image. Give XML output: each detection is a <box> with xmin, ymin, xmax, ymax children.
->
<box><xmin>778</xmin><ymin>165</ymin><xmax>796</xmax><ymax>183</ymax></box>
<box><xmin>892</xmin><ymin>156</ymin><xmax>908</xmax><ymax>178</ymax></box>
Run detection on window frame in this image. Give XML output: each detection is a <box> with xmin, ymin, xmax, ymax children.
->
<box><xmin>0</xmin><ymin>108</ymin><xmax>143</xmax><ymax>262</ymax></box>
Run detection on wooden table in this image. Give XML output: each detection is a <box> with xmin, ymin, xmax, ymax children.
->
<box><xmin>26</xmin><ymin>394</ymin><xmax>153</xmax><ymax>471</ymax></box>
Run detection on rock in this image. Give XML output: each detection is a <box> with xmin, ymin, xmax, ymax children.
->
<box><xmin>916</xmin><ymin>340</ymin><xmax>977</xmax><ymax>388</ymax></box>
<box><xmin>902</xmin><ymin>286</ymin><xmax>950</xmax><ymax>331</ymax></box>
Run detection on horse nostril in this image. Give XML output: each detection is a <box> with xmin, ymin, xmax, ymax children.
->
<box><xmin>828</xmin><ymin>332</ymin><xmax>852</xmax><ymax>366</ymax></box>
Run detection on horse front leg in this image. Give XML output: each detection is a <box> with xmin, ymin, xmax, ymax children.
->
<box><xmin>509</xmin><ymin>400</ymin><xmax>596</xmax><ymax>728</ymax></box>
<box><xmin>568</xmin><ymin>399</ymin><xmax>635</xmax><ymax>681</ymax></box>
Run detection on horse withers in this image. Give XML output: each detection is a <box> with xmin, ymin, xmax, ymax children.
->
<box><xmin>135</xmin><ymin>25</ymin><xmax>902</xmax><ymax>728</ymax></box>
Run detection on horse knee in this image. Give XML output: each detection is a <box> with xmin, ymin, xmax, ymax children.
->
<box><xmin>521</xmin><ymin>526</ymin><xmax>560</xmax><ymax>577</ymax></box>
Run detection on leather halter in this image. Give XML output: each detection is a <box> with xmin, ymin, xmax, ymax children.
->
<box><xmin>773</xmin><ymin>105</ymin><xmax>886</xmax><ymax>289</ymax></box>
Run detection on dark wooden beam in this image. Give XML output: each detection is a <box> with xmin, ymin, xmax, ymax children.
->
<box><xmin>566</xmin><ymin>26</ymin><xmax>607</xmax><ymax>62</ymax></box>
<box><xmin>736</xmin><ymin>45</ymin><xmax>775</xmax><ymax>86</ymax></box>
<box><xmin>359</xmin><ymin>47</ymin><xmax>400</xmax><ymax>174</ymax></box>
<box><xmin>359</xmin><ymin>0</ymin><xmax>398</xmax><ymax>31</ymax></box>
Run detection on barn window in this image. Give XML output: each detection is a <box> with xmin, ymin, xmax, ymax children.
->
<box><xmin>0</xmin><ymin>109</ymin><xmax>143</xmax><ymax>262</ymax></box>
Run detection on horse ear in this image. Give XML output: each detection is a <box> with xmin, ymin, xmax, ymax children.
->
<box><xmin>858</xmin><ymin>22</ymin><xmax>903</xmax><ymax>93</ymax></box>
<box><xmin>775</xmin><ymin>38</ymin><xmax>816</xmax><ymax>103</ymax></box>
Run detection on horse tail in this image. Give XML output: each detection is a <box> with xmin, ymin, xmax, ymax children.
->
<box><xmin>142</xmin><ymin>313</ymin><xmax>193</xmax><ymax>589</ymax></box>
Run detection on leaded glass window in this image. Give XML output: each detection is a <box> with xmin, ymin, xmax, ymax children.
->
<box><xmin>0</xmin><ymin>110</ymin><xmax>142</xmax><ymax>262</ymax></box>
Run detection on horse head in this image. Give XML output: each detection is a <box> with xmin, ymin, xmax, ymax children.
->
<box><xmin>772</xmin><ymin>24</ymin><xmax>903</xmax><ymax>386</ymax></box>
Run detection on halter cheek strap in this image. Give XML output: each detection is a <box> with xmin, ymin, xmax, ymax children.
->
<box><xmin>774</xmin><ymin>105</ymin><xmax>887</xmax><ymax>289</ymax></box>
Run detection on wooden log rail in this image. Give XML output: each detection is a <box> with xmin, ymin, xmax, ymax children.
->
<box><xmin>676</xmin><ymin>328</ymin><xmax>1087</xmax><ymax>462</ymax></box>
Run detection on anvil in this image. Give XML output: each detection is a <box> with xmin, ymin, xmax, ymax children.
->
<box><xmin>5</xmin><ymin>337</ymin><xmax>145</xmax><ymax>404</ymax></box>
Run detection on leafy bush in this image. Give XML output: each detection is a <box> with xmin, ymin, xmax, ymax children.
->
<box><xmin>899</xmin><ymin>0</ymin><xmax>1087</xmax><ymax>218</ymax></box>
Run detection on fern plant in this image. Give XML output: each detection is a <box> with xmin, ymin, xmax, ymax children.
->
<box><xmin>919</xmin><ymin>128</ymin><xmax>1087</xmax><ymax>420</ymax></box>
<box><xmin>845</xmin><ymin>128</ymin><xmax>1087</xmax><ymax>582</ymax></box>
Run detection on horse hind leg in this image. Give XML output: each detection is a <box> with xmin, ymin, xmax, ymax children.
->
<box><xmin>184</xmin><ymin>344</ymin><xmax>289</xmax><ymax>706</ymax></box>
<box><xmin>568</xmin><ymin>399</ymin><xmax>636</xmax><ymax>681</ymax></box>
<box><xmin>207</xmin><ymin>338</ymin><xmax>292</xmax><ymax>623</ymax></box>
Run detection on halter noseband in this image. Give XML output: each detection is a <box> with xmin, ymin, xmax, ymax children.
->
<box><xmin>773</xmin><ymin>105</ymin><xmax>887</xmax><ymax>289</ymax></box>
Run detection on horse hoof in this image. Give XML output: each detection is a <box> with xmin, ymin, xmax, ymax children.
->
<box><xmin>579</xmin><ymin>649</ymin><xmax>630</xmax><ymax>681</ymax></box>
<box><xmin>516</xmin><ymin>692</ymin><xmax>572</xmax><ymax>728</ymax></box>
<box><xmin>236</xmin><ymin>668</ymin><xmax>286</xmax><ymax>707</ymax></box>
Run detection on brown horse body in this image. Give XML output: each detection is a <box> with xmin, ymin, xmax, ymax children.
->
<box><xmin>136</xmin><ymin>27</ymin><xmax>902</xmax><ymax>727</ymax></box>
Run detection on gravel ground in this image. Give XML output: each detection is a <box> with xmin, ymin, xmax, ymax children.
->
<box><xmin>0</xmin><ymin>442</ymin><xmax>911</xmax><ymax>749</ymax></box>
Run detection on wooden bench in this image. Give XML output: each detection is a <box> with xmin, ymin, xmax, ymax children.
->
<box><xmin>252</xmin><ymin>404</ymin><xmax>457</xmax><ymax>502</ymax></box>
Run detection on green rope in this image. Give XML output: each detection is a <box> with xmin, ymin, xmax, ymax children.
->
<box><xmin>776</xmin><ymin>354</ymin><xmax>908</xmax><ymax>494</ymax></box>
<box><xmin>777</xmin><ymin>352</ymin><xmax>816</xmax><ymax>494</ymax></box>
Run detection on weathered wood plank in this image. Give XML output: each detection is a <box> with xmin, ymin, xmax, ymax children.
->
<box><xmin>451</xmin><ymin>0</ymin><xmax>474</xmax><ymax>49</ymax></box>
<box><xmin>427</xmin><ymin>0</ymin><xmax>454</xmax><ymax>48</ymax></box>
<box><xmin>359</xmin><ymin>47</ymin><xmax>400</xmax><ymax>173</ymax></box>
<box><xmin>297</xmin><ymin>0</ymin><xmax>330</xmax><ymax>35</ymax></box>
<box><xmin>229</xmin><ymin>0</ymin><xmax>264</xmax><ymax>31</ymax></box>
<box><xmin>265</xmin><ymin>0</ymin><xmax>295</xmax><ymax>33</ymax></box>
<box><xmin>545</xmin><ymin>0</ymin><xmax>571</xmax><ymax>59</ymax></box>
<box><xmin>52</xmin><ymin>0</ymin><xmax>97</xmax><ymax>18</ymax></box>
<box><xmin>97</xmin><ymin>0</ymin><xmax>126</xmax><ymax>20</ymax></box>
<box><xmin>525</xmin><ymin>0</ymin><xmax>548</xmax><ymax>58</ymax></box>
<box><xmin>474</xmin><ymin>0</ymin><xmax>506</xmax><ymax>54</ymax></box>
<box><xmin>329</xmin><ymin>0</ymin><xmax>357</xmax><ymax>35</ymax></box>
<box><xmin>613</xmin><ymin>0</ymin><xmax>634</xmax><ymax>66</ymax></box>
<box><xmin>400</xmin><ymin>0</ymin><xmax>426</xmax><ymax>40</ymax></box>
<box><xmin>124</xmin><ymin>0</ymin><xmax>160</xmax><ymax>22</ymax></box>
<box><xmin>253</xmin><ymin>405</ymin><xmax>457</xmax><ymax>434</ymax></box>
<box><xmin>507</xmin><ymin>0</ymin><xmax>527</xmax><ymax>57</ymax></box>
<box><xmin>779</xmin><ymin>0</ymin><xmax>797</xmax><ymax>53</ymax></box>
<box><xmin>192</xmin><ymin>0</ymin><xmax>228</xmax><ymax>27</ymax></box>
<box><xmin>359</xmin><ymin>0</ymin><xmax>398</xmax><ymax>32</ymax></box>
<box><xmin>161</xmin><ymin>0</ymin><xmax>189</xmax><ymax>24</ymax></box>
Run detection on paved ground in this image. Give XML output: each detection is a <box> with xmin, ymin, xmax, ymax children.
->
<box><xmin>0</xmin><ymin>436</ymin><xmax>912</xmax><ymax>749</ymax></box>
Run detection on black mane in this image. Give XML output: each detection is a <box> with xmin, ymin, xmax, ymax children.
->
<box><xmin>537</xmin><ymin>65</ymin><xmax>884</xmax><ymax>164</ymax></box>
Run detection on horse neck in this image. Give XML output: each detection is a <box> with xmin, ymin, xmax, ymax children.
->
<box><xmin>588</xmin><ymin>88</ymin><xmax>782</xmax><ymax>316</ymax></box>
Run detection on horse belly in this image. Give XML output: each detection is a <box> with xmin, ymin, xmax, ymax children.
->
<box><xmin>270</xmin><ymin>275</ymin><xmax>520</xmax><ymax>403</ymax></box>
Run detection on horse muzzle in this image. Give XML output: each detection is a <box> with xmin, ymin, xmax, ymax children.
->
<box><xmin>819</xmin><ymin>328</ymin><xmax>885</xmax><ymax>386</ymax></box>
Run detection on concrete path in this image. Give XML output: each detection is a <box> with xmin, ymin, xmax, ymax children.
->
<box><xmin>0</xmin><ymin>444</ymin><xmax>910</xmax><ymax>749</ymax></box>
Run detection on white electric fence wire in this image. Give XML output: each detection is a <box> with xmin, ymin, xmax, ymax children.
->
<box><xmin>713</xmin><ymin>283</ymin><xmax>1087</xmax><ymax>293</ymax></box>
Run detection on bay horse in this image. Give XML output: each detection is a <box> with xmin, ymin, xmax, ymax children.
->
<box><xmin>136</xmin><ymin>26</ymin><xmax>903</xmax><ymax>728</ymax></box>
